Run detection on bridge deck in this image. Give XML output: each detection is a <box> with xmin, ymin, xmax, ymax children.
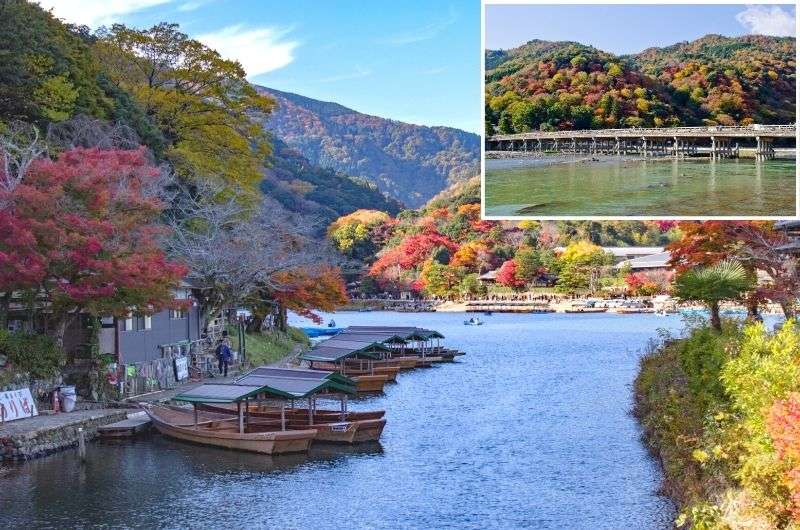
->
<box><xmin>489</xmin><ymin>124</ymin><xmax>795</xmax><ymax>141</ymax></box>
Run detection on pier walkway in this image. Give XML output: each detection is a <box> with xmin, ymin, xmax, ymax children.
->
<box><xmin>487</xmin><ymin>124</ymin><xmax>795</xmax><ymax>161</ymax></box>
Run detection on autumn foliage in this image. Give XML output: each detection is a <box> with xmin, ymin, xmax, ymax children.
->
<box><xmin>270</xmin><ymin>266</ymin><xmax>348</xmax><ymax>323</ymax></box>
<box><xmin>768</xmin><ymin>393</ymin><xmax>800</xmax><ymax>521</ymax></box>
<box><xmin>496</xmin><ymin>259</ymin><xmax>526</xmax><ymax>289</ymax></box>
<box><xmin>0</xmin><ymin>147</ymin><xmax>186</xmax><ymax>339</ymax></box>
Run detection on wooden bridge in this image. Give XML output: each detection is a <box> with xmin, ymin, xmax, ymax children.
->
<box><xmin>487</xmin><ymin>124</ymin><xmax>796</xmax><ymax>161</ymax></box>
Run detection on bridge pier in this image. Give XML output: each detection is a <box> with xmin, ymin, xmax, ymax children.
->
<box><xmin>756</xmin><ymin>136</ymin><xmax>775</xmax><ymax>161</ymax></box>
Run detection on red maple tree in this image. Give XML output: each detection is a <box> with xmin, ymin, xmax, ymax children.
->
<box><xmin>0</xmin><ymin>147</ymin><xmax>186</xmax><ymax>344</ymax></box>
<box><xmin>496</xmin><ymin>259</ymin><xmax>526</xmax><ymax>289</ymax></box>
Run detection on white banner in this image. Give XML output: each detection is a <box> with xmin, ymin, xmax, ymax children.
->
<box><xmin>174</xmin><ymin>356</ymin><xmax>189</xmax><ymax>381</ymax></box>
<box><xmin>0</xmin><ymin>388</ymin><xmax>38</xmax><ymax>422</ymax></box>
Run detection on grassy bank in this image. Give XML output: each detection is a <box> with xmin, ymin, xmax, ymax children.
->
<box><xmin>634</xmin><ymin>321</ymin><xmax>800</xmax><ymax>529</ymax></box>
<box><xmin>227</xmin><ymin>326</ymin><xmax>310</xmax><ymax>367</ymax></box>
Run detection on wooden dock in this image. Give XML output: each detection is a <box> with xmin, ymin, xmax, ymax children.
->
<box><xmin>97</xmin><ymin>414</ymin><xmax>152</xmax><ymax>438</ymax></box>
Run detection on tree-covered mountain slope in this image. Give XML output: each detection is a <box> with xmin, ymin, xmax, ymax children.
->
<box><xmin>485</xmin><ymin>35</ymin><xmax>796</xmax><ymax>133</ymax></box>
<box><xmin>257</xmin><ymin>86</ymin><xmax>480</xmax><ymax>208</ymax></box>
<box><xmin>261</xmin><ymin>137</ymin><xmax>402</xmax><ymax>232</ymax></box>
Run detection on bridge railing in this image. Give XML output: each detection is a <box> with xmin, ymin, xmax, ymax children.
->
<box><xmin>489</xmin><ymin>124</ymin><xmax>796</xmax><ymax>141</ymax></box>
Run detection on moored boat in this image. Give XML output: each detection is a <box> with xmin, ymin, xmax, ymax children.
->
<box><xmin>229</xmin><ymin>366</ymin><xmax>386</xmax><ymax>443</ymax></box>
<box><xmin>145</xmin><ymin>402</ymin><xmax>317</xmax><ymax>455</ymax></box>
<box><xmin>198</xmin><ymin>403</ymin><xmax>387</xmax><ymax>443</ymax></box>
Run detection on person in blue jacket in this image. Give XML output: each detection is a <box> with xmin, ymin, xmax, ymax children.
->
<box><xmin>216</xmin><ymin>338</ymin><xmax>232</xmax><ymax>377</ymax></box>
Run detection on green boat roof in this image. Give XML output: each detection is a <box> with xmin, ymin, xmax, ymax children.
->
<box><xmin>173</xmin><ymin>384</ymin><xmax>277</xmax><ymax>403</ymax></box>
<box><xmin>300</xmin><ymin>339</ymin><xmax>389</xmax><ymax>362</ymax></box>
<box><xmin>344</xmin><ymin>326</ymin><xmax>445</xmax><ymax>340</ymax></box>
<box><xmin>235</xmin><ymin>367</ymin><xmax>356</xmax><ymax>396</ymax></box>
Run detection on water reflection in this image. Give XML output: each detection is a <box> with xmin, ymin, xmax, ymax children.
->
<box><xmin>485</xmin><ymin>157</ymin><xmax>795</xmax><ymax>216</ymax></box>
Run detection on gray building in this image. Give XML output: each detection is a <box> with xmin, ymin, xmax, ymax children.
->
<box><xmin>98</xmin><ymin>287</ymin><xmax>203</xmax><ymax>364</ymax></box>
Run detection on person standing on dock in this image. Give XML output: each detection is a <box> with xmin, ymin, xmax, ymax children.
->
<box><xmin>216</xmin><ymin>339</ymin><xmax>232</xmax><ymax>377</ymax></box>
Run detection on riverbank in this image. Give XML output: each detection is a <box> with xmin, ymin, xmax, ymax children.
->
<box><xmin>634</xmin><ymin>321</ymin><xmax>799</xmax><ymax>528</ymax></box>
<box><xmin>0</xmin><ymin>326</ymin><xmax>311</xmax><ymax>463</ymax></box>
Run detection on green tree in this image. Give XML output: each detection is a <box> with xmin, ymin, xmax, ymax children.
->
<box><xmin>674</xmin><ymin>261</ymin><xmax>754</xmax><ymax>331</ymax></box>
<box><xmin>421</xmin><ymin>261</ymin><xmax>464</xmax><ymax>299</ymax></box>
<box><xmin>0</xmin><ymin>0</ymin><xmax>111</xmax><ymax>125</ymax></box>
<box><xmin>459</xmin><ymin>273</ymin><xmax>486</xmax><ymax>298</ymax></box>
<box><xmin>508</xmin><ymin>101</ymin><xmax>535</xmax><ymax>132</ymax></box>
<box><xmin>95</xmin><ymin>23</ymin><xmax>275</xmax><ymax>201</ymax></box>
<box><xmin>498</xmin><ymin>111</ymin><xmax>514</xmax><ymax>134</ymax></box>
<box><xmin>570</xmin><ymin>105</ymin><xmax>593</xmax><ymax>129</ymax></box>
<box><xmin>514</xmin><ymin>247</ymin><xmax>544</xmax><ymax>283</ymax></box>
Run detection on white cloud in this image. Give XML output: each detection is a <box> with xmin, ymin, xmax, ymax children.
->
<box><xmin>318</xmin><ymin>65</ymin><xmax>372</xmax><ymax>83</ymax></box>
<box><xmin>382</xmin><ymin>6</ymin><xmax>457</xmax><ymax>45</ymax></box>
<box><xmin>35</xmin><ymin>0</ymin><xmax>173</xmax><ymax>27</ymax></box>
<box><xmin>177</xmin><ymin>0</ymin><xmax>213</xmax><ymax>12</ymax></box>
<box><xmin>197</xmin><ymin>25</ymin><xmax>299</xmax><ymax>78</ymax></box>
<box><xmin>735</xmin><ymin>5</ymin><xmax>796</xmax><ymax>36</ymax></box>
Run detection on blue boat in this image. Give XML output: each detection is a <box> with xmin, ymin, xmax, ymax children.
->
<box><xmin>301</xmin><ymin>327</ymin><xmax>343</xmax><ymax>338</ymax></box>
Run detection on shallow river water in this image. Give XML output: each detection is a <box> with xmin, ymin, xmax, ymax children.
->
<box><xmin>484</xmin><ymin>157</ymin><xmax>796</xmax><ymax>216</ymax></box>
<box><xmin>1</xmin><ymin>311</ymin><xmax>689</xmax><ymax>529</ymax></box>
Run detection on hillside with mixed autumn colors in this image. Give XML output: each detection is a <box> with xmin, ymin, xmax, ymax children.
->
<box><xmin>485</xmin><ymin>35</ymin><xmax>796</xmax><ymax>134</ymax></box>
<box><xmin>327</xmin><ymin>177</ymin><xmax>681</xmax><ymax>297</ymax></box>
<box><xmin>258</xmin><ymin>87</ymin><xmax>480</xmax><ymax>207</ymax></box>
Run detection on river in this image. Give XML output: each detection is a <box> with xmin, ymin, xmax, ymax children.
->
<box><xmin>1</xmin><ymin>312</ymin><xmax>684</xmax><ymax>529</ymax></box>
<box><xmin>484</xmin><ymin>156</ymin><xmax>796</xmax><ymax>216</ymax></box>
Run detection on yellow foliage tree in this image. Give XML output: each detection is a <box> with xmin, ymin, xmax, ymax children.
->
<box><xmin>94</xmin><ymin>23</ymin><xmax>275</xmax><ymax>202</ymax></box>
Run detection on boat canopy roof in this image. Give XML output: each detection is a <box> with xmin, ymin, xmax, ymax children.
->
<box><xmin>173</xmin><ymin>384</ymin><xmax>273</xmax><ymax>403</ymax></box>
<box><xmin>344</xmin><ymin>326</ymin><xmax>445</xmax><ymax>340</ymax></box>
<box><xmin>235</xmin><ymin>367</ymin><xmax>356</xmax><ymax>395</ymax></box>
<box><xmin>300</xmin><ymin>339</ymin><xmax>390</xmax><ymax>362</ymax></box>
<box><xmin>332</xmin><ymin>332</ymin><xmax>408</xmax><ymax>344</ymax></box>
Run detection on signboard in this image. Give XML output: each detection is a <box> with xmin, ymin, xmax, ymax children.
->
<box><xmin>174</xmin><ymin>356</ymin><xmax>189</xmax><ymax>382</ymax></box>
<box><xmin>0</xmin><ymin>388</ymin><xmax>38</xmax><ymax>422</ymax></box>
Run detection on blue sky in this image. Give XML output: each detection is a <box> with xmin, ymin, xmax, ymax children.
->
<box><xmin>486</xmin><ymin>4</ymin><xmax>796</xmax><ymax>55</ymax></box>
<box><xmin>37</xmin><ymin>0</ymin><xmax>481</xmax><ymax>134</ymax></box>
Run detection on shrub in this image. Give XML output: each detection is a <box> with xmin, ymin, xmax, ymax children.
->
<box><xmin>0</xmin><ymin>330</ymin><xmax>65</xmax><ymax>379</ymax></box>
<box><xmin>677</xmin><ymin>324</ymin><xmax>738</xmax><ymax>410</ymax></box>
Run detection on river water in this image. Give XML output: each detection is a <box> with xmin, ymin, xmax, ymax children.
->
<box><xmin>2</xmin><ymin>312</ymin><xmax>684</xmax><ymax>529</ymax></box>
<box><xmin>484</xmin><ymin>157</ymin><xmax>796</xmax><ymax>216</ymax></box>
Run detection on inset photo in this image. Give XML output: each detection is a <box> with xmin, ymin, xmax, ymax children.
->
<box><xmin>483</xmin><ymin>3</ymin><xmax>797</xmax><ymax>218</ymax></box>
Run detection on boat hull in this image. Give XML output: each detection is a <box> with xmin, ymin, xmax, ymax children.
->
<box><xmin>145</xmin><ymin>406</ymin><xmax>317</xmax><ymax>455</ymax></box>
<box><xmin>196</xmin><ymin>405</ymin><xmax>386</xmax><ymax>443</ymax></box>
<box><xmin>352</xmin><ymin>418</ymin><xmax>387</xmax><ymax>442</ymax></box>
<box><xmin>352</xmin><ymin>374</ymin><xmax>387</xmax><ymax>393</ymax></box>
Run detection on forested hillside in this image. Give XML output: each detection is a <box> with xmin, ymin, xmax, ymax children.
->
<box><xmin>258</xmin><ymin>87</ymin><xmax>480</xmax><ymax>207</ymax></box>
<box><xmin>485</xmin><ymin>35</ymin><xmax>796</xmax><ymax>134</ymax></box>
<box><xmin>262</xmin><ymin>138</ymin><xmax>402</xmax><ymax>232</ymax></box>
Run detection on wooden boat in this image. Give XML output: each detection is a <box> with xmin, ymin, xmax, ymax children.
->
<box><xmin>198</xmin><ymin>403</ymin><xmax>386</xmax><ymax>443</ymax></box>
<box><xmin>144</xmin><ymin>405</ymin><xmax>317</xmax><ymax>455</ymax></box>
<box><xmin>350</xmin><ymin>374</ymin><xmax>388</xmax><ymax>392</ymax></box>
<box><xmin>314</xmin><ymin>361</ymin><xmax>400</xmax><ymax>382</ymax></box>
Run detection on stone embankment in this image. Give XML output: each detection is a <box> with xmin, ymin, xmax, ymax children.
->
<box><xmin>0</xmin><ymin>408</ymin><xmax>129</xmax><ymax>462</ymax></box>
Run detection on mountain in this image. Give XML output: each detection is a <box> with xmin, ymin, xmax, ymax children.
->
<box><xmin>261</xmin><ymin>137</ymin><xmax>402</xmax><ymax>233</ymax></box>
<box><xmin>256</xmin><ymin>86</ymin><xmax>480</xmax><ymax>208</ymax></box>
<box><xmin>485</xmin><ymin>35</ymin><xmax>795</xmax><ymax>133</ymax></box>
